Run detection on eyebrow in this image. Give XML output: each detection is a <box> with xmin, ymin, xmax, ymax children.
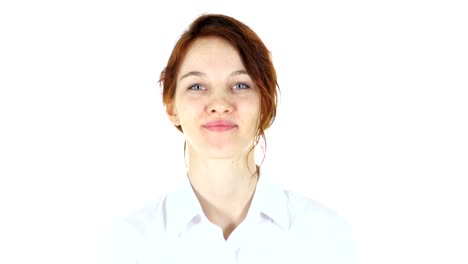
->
<box><xmin>178</xmin><ymin>70</ymin><xmax>249</xmax><ymax>81</ymax></box>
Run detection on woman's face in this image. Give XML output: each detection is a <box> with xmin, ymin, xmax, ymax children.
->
<box><xmin>167</xmin><ymin>36</ymin><xmax>260</xmax><ymax>160</ymax></box>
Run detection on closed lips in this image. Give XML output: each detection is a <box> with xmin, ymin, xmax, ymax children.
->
<box><xmin>203</xmin><ymin>121</ymin><xmax>237</xmax><ymax>127</ymax></box>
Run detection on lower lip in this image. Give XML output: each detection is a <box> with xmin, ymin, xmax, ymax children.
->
<box><xmin>204</xmin><ymin>125</ymin><xmax>237</xmax><ymax>132</ymax></box>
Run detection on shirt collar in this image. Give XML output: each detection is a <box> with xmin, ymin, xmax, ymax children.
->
<box><xmin>165</xmin><ymin>173</ymin><xmax>204</xmax><ymax>236</ymax></box>
<box><xmin>164</xmin><ymin>169</ymin><xmax>290</xmax><ymax>236</ymax></box>
<box><xmin>250</xmin><ymin>170</ymin><xmax>290</xmax><ymax>230</ymax></box>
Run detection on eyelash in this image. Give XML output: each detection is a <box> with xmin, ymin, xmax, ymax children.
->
<box><xmin>188</xmin><ymin>83</ymin><xmax>251</xmax><ymax>91</ymax></box>
<box><xmin>233</xmin><ymin>83</ymin><xmax>250</xmax><ymax>90</ymax></box>
<box><xmin>188</xmin><ymin>84</ymin><xmax>205</xmax><ymax>91</ymax></box>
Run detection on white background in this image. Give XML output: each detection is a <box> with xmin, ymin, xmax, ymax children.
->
<box><xmin>1</xmin><ymin>0</ymin><xmax>467</xmax><ymax>263</ymax></box>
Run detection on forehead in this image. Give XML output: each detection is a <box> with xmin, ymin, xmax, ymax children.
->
<box><xmin>179</xmin><ymin>36</ymin><xmax>245</xmax><ymax>73</ymax></box>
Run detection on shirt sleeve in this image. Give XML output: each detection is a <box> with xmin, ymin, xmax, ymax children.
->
<box><xmin>100</xmin><ymin>216</ymin><xmax>140</xmax><ymax>264</ymax></box>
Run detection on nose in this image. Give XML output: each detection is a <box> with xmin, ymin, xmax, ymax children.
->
<box><xmin>208</xmin><ymin>94</ymin><xmax>234</xmax><ymax>114</ymax></box>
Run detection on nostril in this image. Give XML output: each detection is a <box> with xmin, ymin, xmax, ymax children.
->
<box><xmin>208</xmin><ymin>99</ymin><xmax>234</xmax><ymax>113</ymax></box>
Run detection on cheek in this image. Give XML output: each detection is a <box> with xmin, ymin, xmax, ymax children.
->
<box><xmin>176</xmin><ymin>99</ymin><xmax>203</xmax><ymax>122</ymax></box>
<box><xmin>242</xmin><ymin>99</ymin><xmax>261</xmax><ymax>124</ymax></box>
<box><xmin>249</xmin><ymin>95</ymin><xmax>261</xmax><ymax>115</ymax></box>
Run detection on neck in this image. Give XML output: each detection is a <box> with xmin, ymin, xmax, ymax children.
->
<box><xmin>186</xmin><ymin>147</ymin><xmax>259</xmax><ymax>237</ymax></box>
<box><xmin>187</xmin><ymin>153</ymin><xmax>258</xmax><ymax>200</ymax></box>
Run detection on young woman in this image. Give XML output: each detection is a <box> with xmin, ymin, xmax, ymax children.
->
<box><xmin>104</xmin><ymin>13</ymin><xmax>358</xmax><ymax>264</ymax></box>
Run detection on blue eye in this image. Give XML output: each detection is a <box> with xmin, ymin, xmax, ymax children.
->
<box><xmin>233</xmin><ymin>83</ymin><xmax>250</xmax><ymax>90</ymax></box>
<box><xmin>189</xmin><ymin>84</ymin><xmax>205</xmax><ymax>91</ymax></box>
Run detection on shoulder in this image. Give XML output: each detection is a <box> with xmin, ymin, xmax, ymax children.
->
<box><xmin>283</xmin><ymin>189</ymin><xmax>352</xmax><ymax>236</ymax></box>
<box><xmin>123</xmin><ymin>196</ymin><xmax>168</xmax><ymax>236</ymax></box>
<box><xmin>101</xmin><ymin>195</ymin><xmax>170</xmax><ymax>263</ymax></box>
<box><xmin>282</xmin><ymin>189</ymin><xmax>359</xmax><ymax>263</ymax></box>
<box><xmin>284</xmin><ymin>190</ymin><xmax>347</xmax><ymax>227</ymax></box>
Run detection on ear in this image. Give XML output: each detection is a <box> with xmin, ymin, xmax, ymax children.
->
<box><xmin>166</xmin><ymin>103</ymin><xmax>180</xmax><ymax>126</ymax></box>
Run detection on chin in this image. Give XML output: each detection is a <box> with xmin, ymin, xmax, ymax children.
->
<box><xmin>200</xmin><ymin>145</ymin><xmax>251</xmax><ymax>160</ymax></box>
<box><xmin>203</xmin><ymin>149</ymin><xmax>239</xmax><ymax>159</ymax></box>
<box><xmin>188</xmin><ymin>138</ymin><xmax>255</xmax><ymax>159</ymax></box>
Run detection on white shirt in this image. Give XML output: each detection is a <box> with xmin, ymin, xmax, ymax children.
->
<box><xmin>102</xmin><ymin>172</ymin><xmax>359</xmax><ymax>264</ymax></box>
